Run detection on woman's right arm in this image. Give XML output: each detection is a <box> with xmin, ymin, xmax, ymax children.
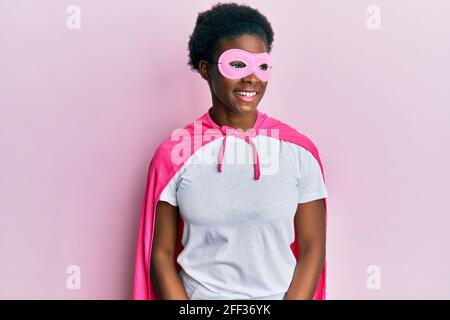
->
<box><xmin>150</xmin><ymin>201</ymin><xmax>189</xmax><ymax>300</ymax></box>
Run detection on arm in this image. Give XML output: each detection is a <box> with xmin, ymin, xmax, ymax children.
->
<box><xmin>284</xmin><ymin>198</ymin><xmax>326</xmax><ymax>300</ymax></box>
<box><xmin>150</xmin><ymin>201</ymin><xmax>189</xmax><ymax>300</ymax></box>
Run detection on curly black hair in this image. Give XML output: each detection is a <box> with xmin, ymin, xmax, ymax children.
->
<box><xmin>187</xmin><ymin>2</ymin><xmax>274</xmax><ymax>72</ymax></box>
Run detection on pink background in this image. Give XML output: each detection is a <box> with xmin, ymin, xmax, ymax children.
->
<box><xmin>1</xmin><ymin>0</ymin><xmax>449</xmax><ymax>299</ymax></box>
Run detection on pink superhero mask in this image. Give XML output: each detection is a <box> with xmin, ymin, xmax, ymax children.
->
<box><xmin>215</xmin><ymin>48</ymin><xmax>272</xmax><ymax>82</ymax></box>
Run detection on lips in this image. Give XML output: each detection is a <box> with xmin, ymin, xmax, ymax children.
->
<box><xmin>234</xmin><ymin>87</ymin><xmax>259</xmax><ymax>93</ymax></box>
<box><xmin>233</xmin><ymin>89</ymin><xmax>259</xmax><ymax>102</ymax></box>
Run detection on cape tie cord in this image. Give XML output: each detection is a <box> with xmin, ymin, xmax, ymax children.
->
<box><xmin>217</xmin><ymin>125</ymin><xmax>261</xmax><ymax>180</ymax></box>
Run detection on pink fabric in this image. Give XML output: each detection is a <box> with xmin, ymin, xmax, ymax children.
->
<box><xmin>133</xmin><ymin>107</ymin><xmax>328</xmax><ymax>300</ymax></box>
<box><xmin>217</xmin><ymin>48</ymin><xmax>272</xmax><ymax>81</ymax></box>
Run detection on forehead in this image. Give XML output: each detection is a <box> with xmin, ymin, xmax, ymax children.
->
<box><xmin>214</xmin><ymin>34</ymin><xmax>268</xmax><ymax>59</ymax></box>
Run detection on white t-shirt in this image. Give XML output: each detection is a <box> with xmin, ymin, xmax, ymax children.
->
<box><xmin>158</xmin><ymin>134</ymin><xmax>328</xmax><ymax>300</ymax></box>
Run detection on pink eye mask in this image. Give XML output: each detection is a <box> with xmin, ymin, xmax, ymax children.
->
<box><xmin>216</xmin><ymin>48</ymin><xmax>272</xmax><ymax>81</ymax></box>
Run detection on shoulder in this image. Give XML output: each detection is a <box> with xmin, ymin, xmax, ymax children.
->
<box><xmin>260</xmin><ymin>112</ymin><xmax>320</xmax><ymax>157</ymax></box>
<box><xmin>149</xmin><ymin>115</ymin><xmax>210</xmax><ymax>171</ymax></box>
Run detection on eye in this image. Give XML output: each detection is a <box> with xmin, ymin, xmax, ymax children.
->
<box><xmin>259</xmin><ymin>63</ymin><xmax>269</xmax><ymax>71</ymax></box>
<box><xmin>229</xmin><ymin>61</ymin><xmax>246</xmax><ymax>69</ymax></box>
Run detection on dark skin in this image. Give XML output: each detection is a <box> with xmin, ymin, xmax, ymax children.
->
<box><xmin>151</xmin><ymin>34</ymin><xmax>326</xmax><ymax>300</ymax></box>
<box><xmin>199</xmin><ymin>33</ymin><xmax>268</xmax><ymax>131</ymax></box>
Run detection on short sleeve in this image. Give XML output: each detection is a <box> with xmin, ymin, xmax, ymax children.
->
<box><xmin>159</xmin><ymin>176</ymin><xmax>178</xmax><ymax>207</ymax></box>
<box><xmin>297</xmin><ymin>147</ymin><xmax>329</xmax><ymax>204</ymax></box>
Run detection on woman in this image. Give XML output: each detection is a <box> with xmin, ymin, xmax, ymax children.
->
<box><xmin>133</xmin><ymin>3</ymin><xmax>329</xmax><ymax>300</ymax></box>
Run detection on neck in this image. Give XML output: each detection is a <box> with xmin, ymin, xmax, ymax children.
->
<box><xmin>210</xmin><ymin>104</ymin><xmax>258</xmax><ymax>131</ymax></box>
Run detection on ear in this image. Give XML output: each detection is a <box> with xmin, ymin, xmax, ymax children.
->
<box><xmin>198</xmin><ymin>59</ymin><xmax>210</xmax><ymax>82</ymax></box>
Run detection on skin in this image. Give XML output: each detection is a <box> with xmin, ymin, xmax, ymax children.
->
<box><xmin>151</xmin><ymin>33</ymin><xmax>326</xmax><ymax>300</ymax></box>
<box><xmin>150</xmin><ymin>201</ymin><xmax>188</xmax><ymax>299</ymax></box>
<box><xmin>284</xmin><ymin>199</ymin><xmax>326</xmax><ymax>299</ymax></box>
<box><xmin>198</xmin><ymin>33</ymin><xmax>268</xmax><ymax>131</ymax></box>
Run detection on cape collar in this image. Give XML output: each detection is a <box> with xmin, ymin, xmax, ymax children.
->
<box><xmin>204</xmin><ymin>106</ymin><xmax>267</xmax><ymax>180</ymax></box>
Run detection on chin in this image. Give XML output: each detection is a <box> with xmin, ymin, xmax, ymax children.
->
<box><xmin>233</xmin><ymin>99</ymin><xmax>259</xmax><ymax>111</ymax></box>
<box><xmin>243</xmin><ymin>103</ymin><xmax>260</xmax><ymax>112</ymax></box>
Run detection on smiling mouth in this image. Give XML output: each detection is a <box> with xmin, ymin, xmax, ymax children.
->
<box><xmin>233</xmin><ymin>90</ymin><xmax>259</xmax><ymax>101</ymax></box>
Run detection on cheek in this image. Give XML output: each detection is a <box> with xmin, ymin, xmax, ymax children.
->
<box><xmin>221</xmin><ymin>78</ymin><xmax>237</xmax><ymax>91</ymax></box>
<box><xmin>212</xmin><ymin>77</ymin><xmax>237</xmax><ymax>97</ymax></box>
<box><xmin>259</xmin><ymin>83</ymin><xmax>268</xmax><ymax>95</ymax></box>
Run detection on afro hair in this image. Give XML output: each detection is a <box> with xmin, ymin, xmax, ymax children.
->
<box><xmin>187</xmin><ymin>2</ymin><xmax>274</xmax><ymax>72</ymax></box>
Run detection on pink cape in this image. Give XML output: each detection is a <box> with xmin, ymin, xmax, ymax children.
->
<box><xmin>132</xmin><ymin>107</ymin><xmax>328</xmax><ymax>300</ymax></box>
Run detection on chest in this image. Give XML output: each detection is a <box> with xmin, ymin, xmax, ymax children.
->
<box><xmin>176</xmin><ymin>136</ymin><xmax>300</xmax><ymax>225</ymax></box>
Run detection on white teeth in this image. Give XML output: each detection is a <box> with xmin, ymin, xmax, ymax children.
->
<box><xmin>236</xmin><ymin>91</ymin><xmax>257</xmax><ymax>97</ymax></box>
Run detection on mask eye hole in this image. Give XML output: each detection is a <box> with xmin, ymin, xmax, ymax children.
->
<box><xmin>229</xmin><ymin>61</ymin><xmax>246</xmax><ymax>69</ymax></box>
<box><xmin>259</xmin><ymin>63</ymin><xmax>269</xmax><ymax>71</ymax></box>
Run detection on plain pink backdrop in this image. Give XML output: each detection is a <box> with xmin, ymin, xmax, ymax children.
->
<box><xmin>1</xmin><ymin>0</ymin><xmax>449</xmax><ymax>299</ymax></box>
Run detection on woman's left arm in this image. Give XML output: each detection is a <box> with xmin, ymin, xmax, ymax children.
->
<box><xmin>284</xmin><ymin>198</ymin><xmax>326</xmax><ymax>300</ymax></box>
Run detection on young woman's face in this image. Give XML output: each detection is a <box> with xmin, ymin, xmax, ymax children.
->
<box><xmin>199</xmin><ymin>34</ymin><xmax>269</xmax><ymax>115</ymax></box>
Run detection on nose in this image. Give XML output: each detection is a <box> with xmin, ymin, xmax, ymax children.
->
<box><xmin>241</xmin><ymin>72</ymin><xmax>259</xmax><ymax>84</ymax></box>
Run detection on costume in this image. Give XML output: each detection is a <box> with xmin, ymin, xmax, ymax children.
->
<box><xmin>215</xmin><ymin>48</ymin><xmax>272</xmax><ymax>81</ymax></box>
<box><xmin>133</xmin><ymin>106</ymin><xmax>329</xmax><ymax>300</ymax></box>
